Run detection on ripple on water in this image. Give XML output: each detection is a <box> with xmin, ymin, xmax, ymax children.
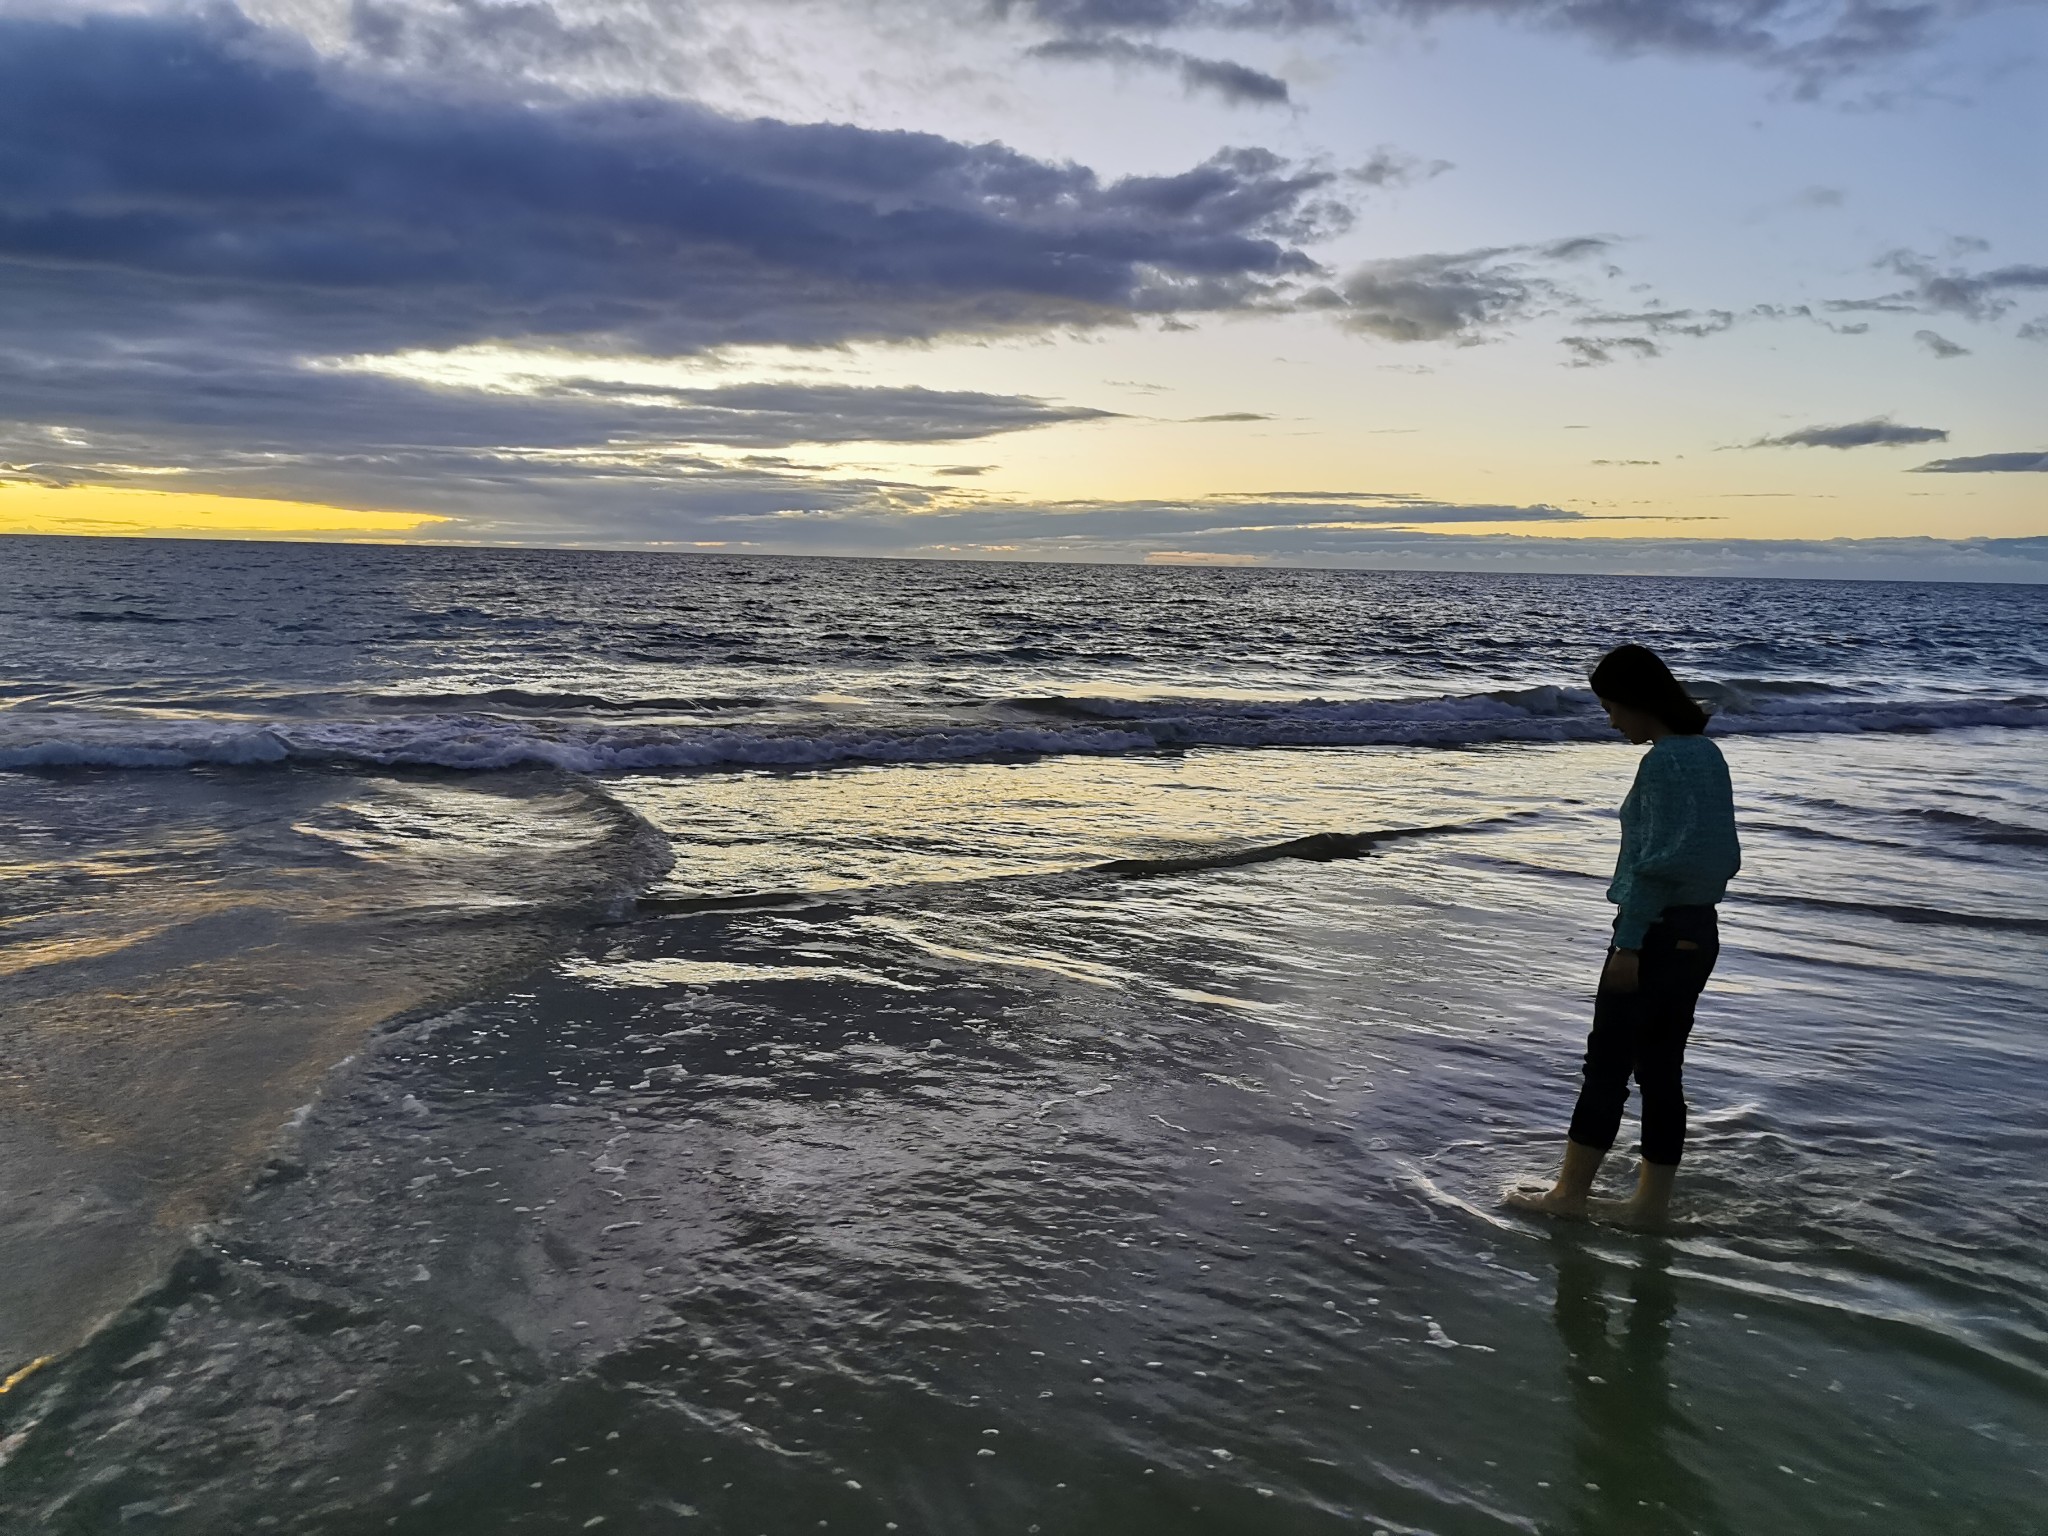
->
<box><xmin>4</xmin><ymin>727</ymin><xmax>2047</xmax><ymax>1533</ymax></box>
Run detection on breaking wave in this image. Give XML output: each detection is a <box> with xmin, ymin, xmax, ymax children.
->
<box><xmin>2</xmin><ymin>681</ymin><xmax>2042</xmax><ymax>774</ymax></box>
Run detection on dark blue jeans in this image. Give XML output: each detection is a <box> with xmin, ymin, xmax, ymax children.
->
<box><xmin>1568</xmin><ymin>906</ymin><xmax>1719</xmax><ymax>1166</ymax></box>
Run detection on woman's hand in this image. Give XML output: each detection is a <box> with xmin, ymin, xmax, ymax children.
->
<box><xmin>1603</xmin><ymin>948</ymin><xmax>1641</xmax><ymax>994</ymax></box>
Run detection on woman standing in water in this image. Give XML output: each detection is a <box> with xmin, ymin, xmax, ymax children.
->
<box><xmin>1510</xmin><ymin>644</ymin><xmax>1741</xmax><ymax>1225</ymax></box>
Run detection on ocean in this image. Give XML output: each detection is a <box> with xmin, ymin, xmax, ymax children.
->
<box><xmin>1</xmin><ymin>536</ymin><xmax>2044</xmax><ymax>1534</ymax></box>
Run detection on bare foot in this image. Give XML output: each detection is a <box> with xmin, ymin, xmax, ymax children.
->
<box><xmin>1504</xmin><ymin>1185</ymin><xmax>1588</xmax><ymax>1219</ymax></box>
<box><xmin>1585</xmin><ymin>1162</ymin><xmax>1676</xmax><ymax>1228</ymax></box>
<box><xmin>1505</xmin><ymin>1142</ymin><xmax>1607</xmax><ymax>1220</ymax></box>
<box><xmin>1585</xmin><ymin>1194</ymin><xmax>1670</xmax><ymax>1229</ymax></box>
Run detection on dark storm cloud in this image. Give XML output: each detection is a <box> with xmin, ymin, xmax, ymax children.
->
<box><xmin>0</xmin><ymin>9</ymin><xmax>1335</xmax><ymax>362</ymax></box>
<box><xmin>0</xmin><ymin>7</ymin><xmax>1349</xmax><ymax>514</ymax></box>
<box><xmin>1028</xmin><ymin>37</ymin><xmax>1292</xmax><ymax>102</ymax></box>
<box><xmin>1910</xmin><ymin>451</ymin><xmax>2048</xmax><ymax>473</ymax></box>
<box><xmin>1747</xmin><ymin>417</ymin><xmax>1949</xmax><ymax>449</ymax></box>
<box><xmin>1313</xmin><ymin>239</ymin><xmax>1610</xmax><ymax>344</ymax></box>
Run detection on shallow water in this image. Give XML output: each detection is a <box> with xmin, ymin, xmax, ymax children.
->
<box><xmin>1</xmin><ymin>541</ymin><xmax>2045</xmax><ymax>1533</ymax></box>
<box><xmin>0</xmin><ymin>765</ymin><xmax>666</xmax><ymax>1367</ymax></box>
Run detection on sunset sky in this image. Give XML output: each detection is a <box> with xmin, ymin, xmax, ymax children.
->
<box><xmin>0</xmin><ymin>0</ymin><xmax>2042</xmax><ymax>576</ymax></box>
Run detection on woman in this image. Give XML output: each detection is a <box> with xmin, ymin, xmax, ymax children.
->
<box><xmin>1509</xmin><ymin>644</ymin><xmax>1741</xmax><ymax>1225</ymax></box>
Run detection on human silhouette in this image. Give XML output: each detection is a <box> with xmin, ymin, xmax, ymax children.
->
<box><xmin>1510</xmin><ymin>644</ymin><xmax>1741</xmax><ymax>1224</ymax></box>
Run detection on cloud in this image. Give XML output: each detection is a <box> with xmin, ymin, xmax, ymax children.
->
<box><xmin>0</xmin><ymin>337</ymin><xmax>1114</xmax><ymax>449</ymax></box>
<box><xmin>1027</xmin><ymin>35</ymin><xmax>1292</xmax><ymax>101</ymax></box>
<box><xmin>445</xmin><ymin>377</ymin><xmax>1119</xmax><ymax>445</ymax></box>
<box><xmin>1911</xmin><ymin>451</ymin><xmax>2048</xmax><ymax>473</ymax></box>
<box><xmin>0</xmin><ymin>8</ymin><xmax>1362</xmax><ymax>527</ymax></box>
<box><xmin>0</xmin><ymin>10</ymin><xmax>1338</xmax><ymax>362</ymax></box>
<box><xmin>1562</xmin><ymin>335</ymin><xmax>1660</xmax><ymax>367</ymax></box>
<box><xmin>1347</xmin><ymin>148</ymin><xmax>1454</xmax><ymax>190</ymax></box>
<box><xmin>345</xmin><ymin>0</ymin><xmax>628</xmax><ymax>75</ymax></box>
<box><xmin>849</xmin><ymin>518</ymin><xmax>2048</xmax><ymax>581</ymax></box>
<box><xmin>174</xmin><ymin>477</ymin><xmax>1586</xmax><ymax>554</ymax></box>
<box><xmin>1002</xmin><ymin>1</ymin><xmax>1350</xmax><ymax>31</ymax></box>
<box><xmin>1187</xmin><ymin>411</ymin><xmax>1272</xmax><ymax>421</ymax></box>
<box><xmin>1912</xmin><ymin>329</ymin><xmax>1970</xmax><ymax>358</ymax></box>
<box><xmin>0</xmin><ymin>322</ymin><xmax>1133</xmax><ymax>536</ymax></box>
<box><xmin>690</xmin><ymin>489</ymin><xmax>1596</xmax><ymax>560</ymax></box>
<box><xmin>526</xmin><ymin>483</ymin><xmax>2048</xmax><ymax>578</ymax></box>
<box><xmin>1830</xmin><ymin>251</ymin><xmax>2048</xmax><ymax>326</ymax></box>
<box><xmin>1747</xmin><ymin>417</ymin><xmax>1949</xmax><ymax>449</ymax></box>
<box><xmin>1000</xmin><ymin>0</ymin><xmax>1988</xmax><ymax>84</ymax></box>
<box><xmin>1579</xmin><ymin>307</ymin><xmax>1736</xmax><ymax>338</ymax></box>
<box><xmin>1318</xmin><ymin>238</ymin><xmax>1610</xmax><ymax>343</ymax></box>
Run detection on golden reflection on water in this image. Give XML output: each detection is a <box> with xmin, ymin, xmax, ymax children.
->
<box><xmin>611</xmin><ymin>744</ymin><xmax>1577</xmax><ymax>908</ymax></box>
<box><xmin>0</xmin><ymin>922</ymin><xmax>179</xmax><ymax>980</ymax></box>
<box><xmin>0</xmin><ymin>1356</ymin><xmax>53</xmax><ymax>1396</ymax></box>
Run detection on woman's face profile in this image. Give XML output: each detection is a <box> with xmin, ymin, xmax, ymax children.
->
<box><xmin>1600</xmin><ymin>696</ymin><xmax>1658</xmax><ymax>744</ymax></box>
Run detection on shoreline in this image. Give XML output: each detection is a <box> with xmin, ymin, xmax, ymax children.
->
<box><xmin>0</xmin><ymin>768</ymin><xmax>671</xmax><ymax>1375</ymax></box>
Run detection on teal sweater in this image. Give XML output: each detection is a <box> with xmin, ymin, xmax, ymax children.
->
<box><xmin>1608</xmin><ymin>734</ymin><xmax>1741</xmax><ymax>948</ymax></box>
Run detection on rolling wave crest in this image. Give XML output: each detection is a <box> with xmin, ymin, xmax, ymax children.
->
<box><xmin>3</xmin><ymin>681</ymin><xmax>2042</xmax><ymax>774</ymax></box>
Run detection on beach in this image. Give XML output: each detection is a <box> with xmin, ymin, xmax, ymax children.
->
<box><xmin>2</xmin><ymin>538</ymin><xmax>2044</xmax><ymax>1533</ymax></box>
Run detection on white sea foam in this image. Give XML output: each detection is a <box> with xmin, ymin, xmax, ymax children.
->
<box><xmin>2</xmin><ymin>684</ymin><xmax>2043</xmax><ymax>775</ymax></box>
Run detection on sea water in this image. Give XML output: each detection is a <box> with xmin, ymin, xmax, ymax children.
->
<box><xmin>0</xmin><ymin>537</ymin><xmax>2043</xmax><ymax>1533</ymax></box>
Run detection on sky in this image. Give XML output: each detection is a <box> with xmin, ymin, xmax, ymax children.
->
<box><xmin>0</xmin><ymin>0</ymin><xmax>2042</xmax><ymax>577</ymax></box>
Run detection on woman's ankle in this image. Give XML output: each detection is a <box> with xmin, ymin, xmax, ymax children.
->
<box><xmin>1557</xmin><ymin>1138</ymin><xmax>1608</xmax><ymax>1197</ymax></box>
<box><xmin>1629</xmin><ymin>1159</ymin><xmax>1678</xmax><ymax>1209</ymax></box>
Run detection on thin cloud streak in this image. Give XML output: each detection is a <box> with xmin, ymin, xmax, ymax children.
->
<box><xmin>1003</xmin><ymin>0</ymin><xmax>1997</xmax><ymax>85</ymax></box>
<box><xmin>1912</xmin><ymin>452</ymin><xmax>2048</xmax><ymax>473</ymax></box>
<box><xmin>1027</xmin><ymin>37</ymin><xmax>1292</xmax><ymax>102</ymax></box>
<box><xmin>1747</xmin><ymin>418</ymin><xmax>1949</xmax><ymax>449</ymax></box>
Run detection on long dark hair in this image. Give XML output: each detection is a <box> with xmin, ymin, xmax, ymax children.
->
<box><xmin>1589</xmin><ymin>644</ymin><xmax>1711</xmax><ymax>735</ymax></box>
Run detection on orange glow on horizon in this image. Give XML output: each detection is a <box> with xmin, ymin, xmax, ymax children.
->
<box><xmin>0</xmin><ymin>483</ymin><xmax>452</xmax><ymax>540</ymax></box>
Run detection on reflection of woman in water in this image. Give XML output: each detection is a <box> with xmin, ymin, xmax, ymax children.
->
<box><xmin>1549</xmin><ymin>1237</ymin><xmax>1727</xmax><ymax>1536</ymax></box>
<box><xmin>1511</xmin><ymin>645</ymin><xmax>1741</xmax><ymax>1225</ymax></box>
